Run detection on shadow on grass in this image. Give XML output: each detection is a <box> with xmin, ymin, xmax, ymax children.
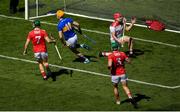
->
<box><xmin>121</xmin><ymin>93</ymin><xmax>151</xmax><ymax>109</ymax></box>
<box><xmin>50</xmin><ymin>69</ymin><xmax>73</xmax><ymax>81</ymax></box>
<box><xmin>73</xmin><ymin>55</ymin><xmax>98</xmax><ymax>63</ymax></box>
<box><xmin>125</xmin><ymin>49</ymin><xmax>147</xmax><ymax>58</ymax></box>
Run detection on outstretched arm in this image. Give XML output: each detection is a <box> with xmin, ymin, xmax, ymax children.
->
<box><xmin>23</xmin><ymin>38</ymin><xmax>30</xmax><ymax>55</ymax></box>
<box><xmin>45</xmin><ymin>36</ymin><xmax>56</xmax><ymax>43</ymax></box>
<box><xmin>125</xmin><ymin>17</ymin><xmax>136</xmax><ymax>31</ymax></box>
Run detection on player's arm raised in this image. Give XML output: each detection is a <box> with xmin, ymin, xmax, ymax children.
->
<box><xmin>125</xmin><ymin>17</ymin><xmax>136</xmax><ymax>31</ymax></box>
<box><xmin>23</xmin><ymin>38</ymin><xmax>30</xmax><ymax>55</ymax></box>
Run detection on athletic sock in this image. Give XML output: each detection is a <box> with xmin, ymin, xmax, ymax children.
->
<box><xmin>79</xmin><ymin>55</ymin><xmax>86</xmax><ymax>60</ymax></box>
<box><xmin>127</xmin><ymin>92</ymin><xmax>132</xmax><ymax>99</ymax></box>
<box><xmin>116</xmin><ymin>101</ymin><xmax>121</xmax><ymax>105</ymax></box>
<box><xmin>41</xmin><ymin>71</ymin><xmax>47</xmax><ymax>78</ymax></box>
<box><xmin>129</xmin><ymin>49</ymin><xmax>133</xmax><ymax>54</ymax></box>
<box><xmin>79</xmin><ymin>55</ymin><xmax>89</xmax><ymax>63</ymax></box>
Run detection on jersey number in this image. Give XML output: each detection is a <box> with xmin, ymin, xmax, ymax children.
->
<box><xmin>35</xmin><ymin>36</ymin><xmax>41</xmax><ymax>44</ymax></box>
<box><xmin>116</xmin><ymin>58</ymin><xmax>122</xmax><ymax>65</ymax></box>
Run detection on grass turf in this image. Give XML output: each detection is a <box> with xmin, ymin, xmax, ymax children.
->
<box><xmin>0</xmin><ymin>1</ymin><xmax>180</xmax><ymax>110</ymax></box>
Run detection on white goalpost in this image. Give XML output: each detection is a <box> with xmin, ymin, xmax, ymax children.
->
<box><xmin>25</xmin><ymin>0</ymin><xmax>28</xmax><ymax>20</ymax></box>
<box><xmin>25</xmin><ymin>0</ymin><xmax>40</xmax><ymax>20</ymax></box>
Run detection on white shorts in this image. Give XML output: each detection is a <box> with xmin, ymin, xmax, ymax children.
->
<box><xmin>111</xmin><ymin>74</ymin><xmax>128</xmax><ymax>84</ymax></box>
<box><xmin>66</xmin><ymin>35</ymin><xmax>78</xmax><ymax>48</ymax></box>
<box><xmin>34</xmin><ymin>52</ymin><xmax>48</xmax><ymax>62</ymax></box>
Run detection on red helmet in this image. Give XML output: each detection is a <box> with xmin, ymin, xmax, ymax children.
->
<box><xmin>113</xmin><ymin>13</ymin><xmax>122</xmax><ymax>20</ymax></box>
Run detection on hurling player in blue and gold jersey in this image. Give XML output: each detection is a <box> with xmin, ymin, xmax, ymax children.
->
<box><xmin>56</xmin><ymin>10</ymin><xmax>90</xmax><ymax>64</ymax></box>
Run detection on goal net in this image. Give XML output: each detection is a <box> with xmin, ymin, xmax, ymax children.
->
<box><xmin>25</xmin><ymin>0</ymin><xmax>180</xmax><ymax>31</ymax></box>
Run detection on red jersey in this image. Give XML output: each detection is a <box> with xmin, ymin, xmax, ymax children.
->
<box><xmin>108</xmin><ymin>51</ymin><xmax>128</xmax><ymax>76</ymax></box>
<box><xmin>27</xmin><ymin>28</ymin><xmax>48</xmax><ymax>53</ymax></box>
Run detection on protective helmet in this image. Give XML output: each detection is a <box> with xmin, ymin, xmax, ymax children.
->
<box><xmin>111</xmin><ymin>43</ymin><xmax>119</xmax><ymax>50</ymax></box>
<box><xmin>33</xmin><ymin>20</ymin><xmax>41</xmax><ymax>27</ymax></box>
<box><xmin>56</xmin><ymin>10</ymin><xmax>65</xmax><ymax>18</ymax></box>
<box><xmin>113</xmin><ymin>13</ymin><xmax>122</xmax><ymax>20</ymax></box>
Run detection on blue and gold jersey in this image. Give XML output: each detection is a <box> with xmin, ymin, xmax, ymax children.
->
<box><xmin>57</xmin><ymin>18</ymin><xmax>76</xmax><ymax>41</ymax></box>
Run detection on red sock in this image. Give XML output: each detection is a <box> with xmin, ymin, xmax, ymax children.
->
<box><xmin>41</xmin><ymin>71</ymin><xmax>46</xmax><ymax>77</ymax></box>
<box><xmin>127</xmin><ymin>92</ymin><xmax>132</xmax><ymax>99</ymax></box>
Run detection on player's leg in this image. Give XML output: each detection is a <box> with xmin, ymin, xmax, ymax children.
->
<box><xmin>128</xmin><ymin>37</ymin><xmax>133</xmax><ymax>55</ymax></box>
<box><xmin>99</xmin><ymin>42</ymin><xmax>118</xmax><ymax>57</ymax></box>
<box><xmin>41</xmin><ymin>52</ymin><xmax>52</xmax><ymax>78</ymax></box>
<box><xmin>121</xmin><ymin>36</ymin><xmax>133</xmax><ymax>55</ymax></box>
<box><xmin>67</xmin><ymin>35</ymin><xmax>90</xmax><ymax>63</ymax></box>
<box><xmin>76</xmin><ymin>43</ymin><xmax>90</xmax><ymax>50</ymax></box>
<box><xmin>120</xmin><ymin>74</ymin><xmax>132</xmax><ymax>99</ymax></box>
<box><xmin>121</xmin><ymin>74</ymin><xmax>137</xmax><ymax>107</ymax></box>
<box><xmin>38</xmin><ymin>62</ymin><xmax>47</xmax><ymax>80</ymax></box>
<box><xmin>113</xmin><ymin>84</ymin><xmax>120</xmax><ymax>104</ymax></box>
<box><xmin>112</xmin><ymin>75</ymin><xmax>121</xmax><ymax>104</ymax></box>
<box><xmin>69</xmin><ymin>47</ymin><xmax>89</xmax><ymax>63</ymax></box>
<box><xmin>35</xmin><ymin>52</ymin><xmax>47</xmax><ymax>80</ymax></box>
<box><xmin>66</xmin><ymin>35</ymin><xmax>90</xmax><ymax>50</ymax></box>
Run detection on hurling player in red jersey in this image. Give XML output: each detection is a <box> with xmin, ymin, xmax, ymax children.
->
<box><xmin>108</xmin><ymin>45</ymin><xmax>137</xmax><ymax>107</ymax></box>
<box><xmin>23</xmin><ymin>20</ymin><xmax>56</xmax><ymax>80</ymax></box>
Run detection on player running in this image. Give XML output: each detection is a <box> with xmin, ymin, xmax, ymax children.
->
<box><xmin>100</xmin><ymin>12</ymin><xmax>136</xmax><ymax>57</ymax></box>
<box><xmin>23</xmin><ymin>20</ymin><xmax>56</xmax><ymax>80</ymax></box>
<box><xmin>56</xmin><ymin>10</ymin><xmax>90</xmax><ymax>64</ymax></box>
<box><xmin>108</xmin><ymin>45</ymin><xmax>137</xmax><ymax>107</ymax></box>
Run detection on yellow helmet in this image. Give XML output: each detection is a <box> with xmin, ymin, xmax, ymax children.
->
<box><xmin>56</xmin><ymin>10</ymin><xmax>64</xmax><ymax>18</ymax></box>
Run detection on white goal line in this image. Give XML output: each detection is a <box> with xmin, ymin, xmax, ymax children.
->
<box><xmin>0</xmin><ymin>54</ymin><xmax>179</xmax><ymax>89</ymax></box>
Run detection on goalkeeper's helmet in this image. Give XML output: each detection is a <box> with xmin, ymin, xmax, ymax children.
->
<box><xmin>113</xmin><ymin>13</ymin><xmax>122</xmax><ymax>20</ymax></box>
<box><xmin>56</xmin><ymin>10</ymin><xmax>65</xmax><ymax>19</ymax></box>
<box><xmin>33</xmin><ymin>20</ymin><xmax>41</xmax><ymax>27</ymax></box>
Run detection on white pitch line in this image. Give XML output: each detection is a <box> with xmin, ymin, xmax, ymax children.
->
<box><xmin>0</xmin><ymin>14</ymin><xmax>180</xmax><ymax>48</ymax></box>
<box><xmin>29</xmin><ymin>12</ymin><xmax>180</xmax><ymax>34</ymax></box>
<box><xmin>40</xmin><ymin>21</ymin><xmax>180</xmax><ymax>48</ymax></box>
<box><xmin>171</xmin><ymin>85</ymin><xmax>180</xmax><ymax>89</ymax></box>
<box><xmin>0</xmin><ymin>54</ymin><xmax>179</xmax><ymax>89</ymax></box>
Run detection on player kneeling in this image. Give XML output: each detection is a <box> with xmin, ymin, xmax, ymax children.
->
<box><xmin>23</xmin><ymin>20</ymin><xmax>56</xmax><ymax>80</ymax></box>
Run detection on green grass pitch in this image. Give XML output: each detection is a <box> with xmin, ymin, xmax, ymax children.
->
<box><xmin>0</xmin><ymin>1</ymin><xmax>180</xmax><ymax>111</ymax></box>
